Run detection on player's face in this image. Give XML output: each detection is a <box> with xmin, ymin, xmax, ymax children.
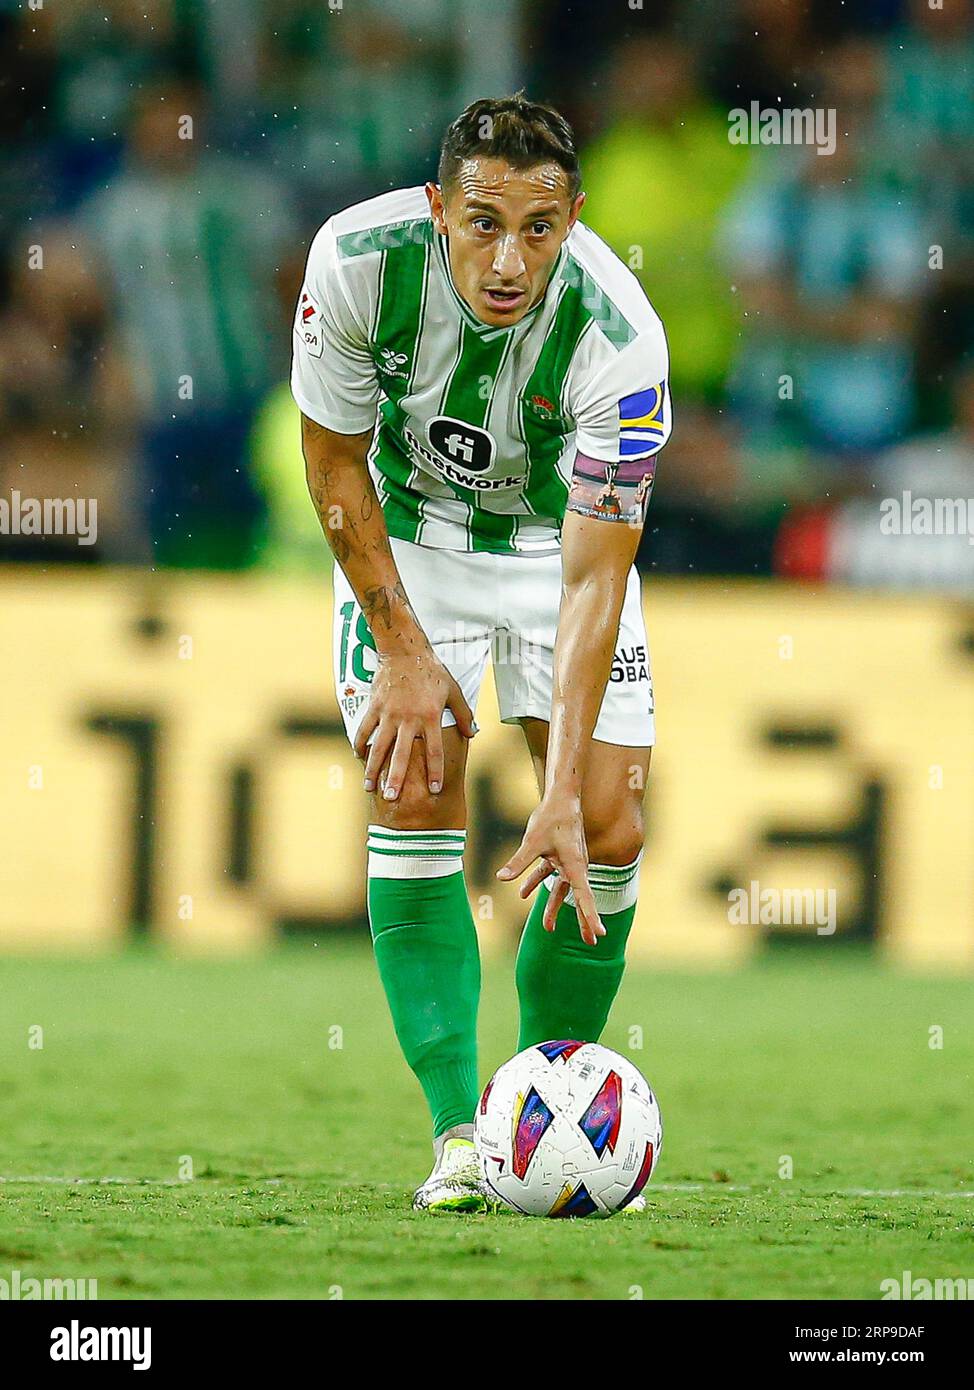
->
<box><xmin>427</xmin><ymin>159</ymin><xmax>584</xmax><ymax>328</ymax></box>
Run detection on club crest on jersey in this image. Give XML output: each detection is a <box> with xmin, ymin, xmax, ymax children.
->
<box><xmin>340</xmin><ymin>684</ymin><xmax>369</xmax><ymax>720</ymax></box>
<box><xmin>404</xmin><ymin>416</ymin><xmax>525</xmax><ymax>491</ymax></box>
<box><xmin>295</xmin><ymin>289</ymin><xmax>323</xmax><ymax>358</ymax></box>
<box><xmin>528</xmin><ymin>393</ymin><xmax>557</xmax><ymax>420</ymax></box>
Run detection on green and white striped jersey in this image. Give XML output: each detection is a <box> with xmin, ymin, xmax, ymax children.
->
<box><xmin>292</xmin><ymin>186</ymin><xmax>670</xmax><ymax>555</ymax></box>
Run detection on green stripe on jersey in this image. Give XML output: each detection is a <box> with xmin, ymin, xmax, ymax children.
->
<box><xmin>521</xmin><ymin>285</ymin><xmax>593</xmax><ymax>520</ymax></box>
<box><xmin>440</xmin><ymin>323</ymin><xmax>517</xmax><ymax>553</ymax></box>
<box><xmin>369</xmin><ymin>239</ymin><xmax>432</xmax><ymax>543</ymax></box>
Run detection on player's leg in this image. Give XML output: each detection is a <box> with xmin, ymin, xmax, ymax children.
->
<box><xmin>513</xmin><ymin>722</ymin><xmax>650</xmax><ymax>1048</ymax></box>
<box><xmin>366</xmin><ymin>729</ymin><xmax>491</xmax><ymax>1210</ymax></box>
<box><xmin>366</xmin><ymin>730</ymin><xmax>481</xmax><ymax>1150</ymax></box>
<box><xmin>492</xmin><ymin>555</ymin><xmax>653</xmax><ymax>1049</ymax></box>
<box><xmin>334</xmin><ymin>542</ymin><xmax>491</xmax><ymax>1208</ymax></box>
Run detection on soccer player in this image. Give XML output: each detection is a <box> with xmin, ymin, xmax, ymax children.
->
<box><xmin>292</xmin><ymin>96</ymin><xmax>671</xmax><ymax>1212</ymax></box>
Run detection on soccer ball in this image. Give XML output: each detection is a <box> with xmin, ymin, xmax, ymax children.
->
<box><xmin>474</xmin><ymin>1040</ymin><xmax>662</xmax><ymax>1217</ymax></box>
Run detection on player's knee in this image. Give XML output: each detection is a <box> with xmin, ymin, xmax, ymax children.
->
<box><xmin>585</xmin><ymin>805</ymin><xmax>644</xmax><ymax>867</ymax></box>
<box><xmin>372</xmin><ymin>767</ymin><xmax>465</xmax><ymax>831</ymax></box>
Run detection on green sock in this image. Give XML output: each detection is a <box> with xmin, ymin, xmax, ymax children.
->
<box><xmin>366</xmin><ymin>826</ymin><xmax>481</xmax><ymax>1137</ymax></box>
<box><xmin>515</xmin><ymin>856</ymin><xmax>642</xmax><ymax>1050</ymax></box>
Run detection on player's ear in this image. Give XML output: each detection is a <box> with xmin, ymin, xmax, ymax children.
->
<box><xmin>426</xmin><ymin>181</ymin><xmax>448</xmax><ymax>235</ymax></box>
<box><xmin>567</xmin><ymin>191</ymin><xmax>586</xmax><ymax>229</ymax></box>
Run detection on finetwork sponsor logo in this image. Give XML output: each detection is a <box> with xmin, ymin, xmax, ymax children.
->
<box><xmin>728</xmin><ymin>101</ymin><xmax>836</xmax><ymax>156</ymax></box>
<box><xmin>727</xmin><ymin>880</ymin><xmax>837</xmax><ymax>935</ymax></box>
<box><xmin>880</xmin><ymin>491</ymin><xmax>974</xmax><ymax>543</ymax></box>
<box><xmin>50</xmin><ymin>1320</ymin><xmax>151</xmax><ymax>1371</ymax></box>
<box><xmin>881</xmin><ymin>1270</ymin><xmax>974</xmax><ymax>1300</ymax></box>
<box><xmin>0</xmin><ymin>1268</ymin><xmax>97</xmax><ymax>1300</ymax></box>
<box><xmin>0</xmin><ymin>491</ymin><xmax>97</xmax><ymax>546</ymax></box>
<box><xmin>404</xmin><ymin>425</ymin><xmax>524</xmax><ymax>491</ymax></box>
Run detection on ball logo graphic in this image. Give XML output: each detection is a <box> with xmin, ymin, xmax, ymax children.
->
<box><xmin>475</xmin><ymin>1040</ymin><xmax>662</xmax><ymax>1217</ymax></box>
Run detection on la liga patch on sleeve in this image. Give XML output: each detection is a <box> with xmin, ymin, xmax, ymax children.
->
<box><xmin>295</xmin><ymin>287</ymin><xmax>324</xmax><ymax>358</ymax></box>
<box><xmin>618</xmin><ymin>383</ymin><xmax>667</xmax><ymax>457</ymax></box>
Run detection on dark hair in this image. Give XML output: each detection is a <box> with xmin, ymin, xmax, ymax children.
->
<box><xmin>438</xmin><ymin>94</ymin><xmax>581</xmax><ymax>201</ymax></box>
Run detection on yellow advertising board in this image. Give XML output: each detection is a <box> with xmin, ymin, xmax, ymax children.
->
<box><xmin>1</xmin><ymin>570</ymin><xmax>972</xmax><ymax>969</ymax></box>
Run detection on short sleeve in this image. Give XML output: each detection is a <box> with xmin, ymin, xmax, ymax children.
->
<box><xmin>290</xmin><ymin>221</ymin><xmax>380</xmax><ymax>434</ymax></box>
<box><xmin>571</xmin><ymin>329</ymin><xmax>672</xmax><ymax>466</ymax></box>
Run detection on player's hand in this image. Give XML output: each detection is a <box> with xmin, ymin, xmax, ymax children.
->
<box><xmin>354</xmin><ymin>645</ymin><xmax>476</xmax><ymax>800</ymax></box>
<box><xmin>496</xmin><ymin>792</ymin><xmax>605</xmax><ymax>946</ymax></box>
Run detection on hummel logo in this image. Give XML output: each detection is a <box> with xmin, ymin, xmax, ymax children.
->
<box><xmin>378</xmin><ymin>348</ymin><xmax>409</xmax><ymax>376</ymax></box>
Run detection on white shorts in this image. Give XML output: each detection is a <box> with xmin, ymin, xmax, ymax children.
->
<box><xmin>332</xmin><ymin>539</ymin><xmax>655</xmax><ymax>748</ymax></box>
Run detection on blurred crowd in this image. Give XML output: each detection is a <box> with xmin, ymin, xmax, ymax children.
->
<box><xmin>0</xmin><ymin>0</ymin><xmax>971</xmax><ymax>586</ymax></box>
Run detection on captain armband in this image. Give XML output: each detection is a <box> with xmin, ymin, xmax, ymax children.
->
<box><xmin>566</xmin><ymin>452</ymin><xmax>659</xmax><ymax>526</ymax></box>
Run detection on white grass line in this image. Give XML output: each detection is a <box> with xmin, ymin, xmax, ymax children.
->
<box><xmin>0</xmin><ymin>1176</ymin><xmax>185</xmax><ymax>1187</ymax></box>
<box><xmin>652</xmin><ymin>1183</ymin><xmax>974</xmax><ymax>1198</ymax></box>
<box><xmin>838</xmin><ymin>1188</ymin><xmax>974</xmax><ymax>1199</ymax></box>
<box><xmin>2</xmin><ymin>1176</ymin><xmax>972</xmax><ymax>1199</ymax></box>
<box><xmin>0</xmin><ymin>1175</ymin><xmax>287</xmax><ymax>1188</ymax></box>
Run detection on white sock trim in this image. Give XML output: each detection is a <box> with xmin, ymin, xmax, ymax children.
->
<box><xmin>366</xmin><ymin>825</ymin><xmax>466</xmax><ymax>880</ymax></box>
<box><xmin>545</xmin><ymin>852</ymin><xmax>643</xmax><ymax>914</ymax></box>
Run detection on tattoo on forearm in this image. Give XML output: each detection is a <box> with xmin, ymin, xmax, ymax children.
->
<box><xmin>308</xmin><ymin>458</ymin><xmax>334</xmax><ymax>514</ymax></box>
<box><xmin>302</xmin><ymin>426</ymin><xmax>401</xmax><ymax>611</ymax></box>
<box><xmin>306</xmin><ymin>451</ymin><xmax>379</xmax><ymax>551</ymax></box>
<box><xmin>363</xmin><ymin>581</ymin><xmax>410</xmax><ymax>631</ymax></box>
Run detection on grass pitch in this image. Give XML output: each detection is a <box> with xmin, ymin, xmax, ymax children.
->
<box><xmin>1</xmin><ymin>943</ymin><xmax>972</xmax><ymax>1300</ymax></box>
